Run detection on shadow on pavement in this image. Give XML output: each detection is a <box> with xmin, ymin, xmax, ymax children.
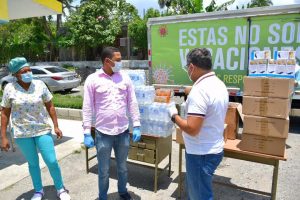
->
<box><xmin>93</xmin><ymin>192</ymin><xmax>141</xmax><ymax>200</ymax></box>
<box><xmin>171</xmin><ymin>173</ymin><xmax>271</xmax><ymax>200</ymax></box>
<box><xmin>88</xmin><ymin>159</ymin><xmax>174</xmax><ymax>192</ymax></box>
<box><xmin>16</xmin><ymin>185</ymin><xmax>57</xmax><ymax>200</ymax></box>
<box><xmin>0</xmin><ymin>135</ymin><xmax>72</xmax><ymax>170</ymax></box>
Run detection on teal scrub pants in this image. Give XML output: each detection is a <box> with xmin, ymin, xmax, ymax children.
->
<box><xmin>15</xmin><ymin>133</ymin><xmax>64</xmax><ymax>191</ymax></box>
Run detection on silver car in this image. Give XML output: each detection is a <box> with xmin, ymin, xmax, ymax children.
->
<box><xmin>0</xmin><ymin>66</ymin><xmax>81</xmax><ymax>92</ymax></box>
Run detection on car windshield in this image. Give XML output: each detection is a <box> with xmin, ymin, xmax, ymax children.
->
<box><xmin>45</xmin><ymin>67</ymin><xmax>69</xmax><ymax>73</ymax></box>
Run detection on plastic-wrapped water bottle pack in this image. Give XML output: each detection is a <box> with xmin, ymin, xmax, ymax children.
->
<box><xmin>126</xmin><ymin>70</ymin><xmax>146</xmax><ymax>87</ymax></box>
<box><xmin>139</xmin><ymin>102</ymin><xmax>175</xmax><ymax>137</ymax></box>
<box><xmin>135</xmin><ymin>86</ymin><xmax>155</xmax><ymax>104</ymax></box>
<box><xmin>125</xmin><ymin>69</ymin><xmax>174</xmax><ymax>137</ymax></box>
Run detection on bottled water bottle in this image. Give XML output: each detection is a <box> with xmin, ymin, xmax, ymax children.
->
<box><xmin>143</xmin><ymin>120</ymin><xmax>148</xmax><ymax>133</ymax></box>
<box><xmin>149</xmin><ymin>86</ymin><xmax>155</xmax><ymax>103</ymax></box>
<box><xmin>144</xmin><ymin>104</ymin><xmax>149</xmax><ymax>120</ymax></box>
<box><xmin>139</xmin><ymin>104</ymin><xmax>144</xmax><ymax>120</ymax></box>
<box><xmin>180</xmin><ymin>102</ymin><xmax>187</xmax><ymax>119</ymax></box>
<box><xmin>141</xmin><ymin>86</ymin><xmax>146</xmax><ymax>104</ymax></box>
<box><xmin>148</xmin><ymin>120</ymin><xmax>153</xmax><ymax>134</ymax></box>
<box><xmin>138</xmin><ymin>70</ymin><xmax>146</xmax><ymax>85</ymax></box>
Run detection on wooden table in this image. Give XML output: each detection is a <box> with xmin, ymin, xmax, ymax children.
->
<box><xmin>128</xmin><ymin>134</ymin><xmax>172</xmax><ymax>192</ymax></box>
<box><xmin>177</xmin><ymin>139</ymin><xmax>286</xmax><ymax>200</ymax></box>
<box><xmin>84</xmin><ymin>132</ymin><xmax>172</xmax><ymax>193</ymax></box>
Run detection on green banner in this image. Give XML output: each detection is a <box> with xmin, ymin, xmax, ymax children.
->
<box><xmin>151</xmin><ymin>14</ymin><xmax>300</xmax><ymax>89</ymax></box>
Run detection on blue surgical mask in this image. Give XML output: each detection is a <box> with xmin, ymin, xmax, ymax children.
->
<box><xmin>21</xmin><ymin>72</ymin><xmax>33</xmax><ymax>83</ymax></box>
<box><xmin>112</xmin><ymin>61</ymin><xmax>122</xmax><ymax>73</ymax></box>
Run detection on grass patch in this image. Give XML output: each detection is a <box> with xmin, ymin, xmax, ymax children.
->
<box><xmin>52</xmin><ymin>93</ymin><xmax>83</xmax><ymax>109</ymax></box>
<box><xmin>0</xmin><ymin>90</ymin><xmax>83</xmax><ymax>109</ymax></box>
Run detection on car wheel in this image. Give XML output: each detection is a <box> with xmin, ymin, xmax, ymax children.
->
<box><xmin>2</xmin><ymin>82</ymin><xmax>8</xmax><ymax>90</ymax></box>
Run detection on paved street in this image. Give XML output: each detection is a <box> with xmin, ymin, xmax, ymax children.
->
<box><xmin>0</xmin><ymin>117</ymin><xmax>300</xmax><ymax>200</ymax></box>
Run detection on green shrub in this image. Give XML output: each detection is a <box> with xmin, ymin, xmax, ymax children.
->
<box><xmin>0</xmin><ymin>91</ymin><xmax>83</xmax><ymax>109</ymax></box>
<box><xmin>52</xmin><ymin>93</ymin><xmax>83</xmax><ymax>109</ymax></box>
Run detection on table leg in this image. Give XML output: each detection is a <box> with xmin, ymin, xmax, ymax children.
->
<box><xmin>178</xmin><ymin>144</ymin><xmax>183</xmax><ymax>199</ymax></box>
<box><xmin>85</xmin><ymin>147</ymin><xmax>89</xmax><ymax>174</ymax></box>
<box><xmin>154</xmin><ymin>141</ymin><xmax>159</xmax><ymax>193</ymax></box>
<box><xmin>168</xmin><ymin>153</ymin><xmax>172</xmax><ymax>177</ymax></box>
<box><xmin>271</xmin><ymin>160</ymin><xmax>279</xmax><ymax>200</ymax></box>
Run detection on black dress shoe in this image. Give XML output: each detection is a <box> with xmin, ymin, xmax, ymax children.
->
<box><xmin>119</xmin><ymin>192</ymin><xmax>133</xmax><ymax>200</ymax></box>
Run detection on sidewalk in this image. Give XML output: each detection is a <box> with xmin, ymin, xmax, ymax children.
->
<box><xmin>0</xmin><ymin>119</ymin><xmax>83</xmax><ymax>191</ymax></box>
<box><xmin>1</xmin><ymin>118</ymin><xmax>300</xmax><ymax>199</ymax></box>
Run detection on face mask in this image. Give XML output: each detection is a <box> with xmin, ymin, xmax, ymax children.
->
<box><xmin>21</xmin><ymin>72</ymin><xmax>33</xmax><ymax>83</ymax></box>
<box><xmin>187</xmin><ymin>65</ymin><xmax>194</xmax><ymax>82</ymax></box>
<box><xmin>112</xmin><ymin>61</ymin><xmax>122</xmax><ymax>73</ymax></box>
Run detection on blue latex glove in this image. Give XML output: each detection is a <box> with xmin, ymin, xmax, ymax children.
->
<box><xmin>132</xmin><ymin>127</ymin><xmax>141</xmax><ymax>142</ymax></box>
<box><xmin>84</xmin><ymin>134</ymin><xmax>95</xmax><ymax>148</ymax></box>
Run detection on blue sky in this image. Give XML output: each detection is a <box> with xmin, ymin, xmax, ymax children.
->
<box><xmin>72</xmin><ymin>0</ymin><xmax>300</xmax><ymax>17</ymax></box>
<box><xmin>126</xmin><ymin>0</ymin><xmax>300</xmax><ymax>16</ymax></box>
<box><xmin>126</xmin><ymin>0</ymin><xmax>164</xmax><ymax>16</ymax></box>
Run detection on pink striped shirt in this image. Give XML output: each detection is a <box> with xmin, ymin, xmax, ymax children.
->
<box><xmin>82</xmin><ymin>69</ymin><xmax>140</xmax><ymax>135</ymax></box>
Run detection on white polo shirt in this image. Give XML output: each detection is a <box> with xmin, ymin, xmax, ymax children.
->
<box><xmin>183</xmin><ymin>72</ymin><xmax>229</xmax><ymax>155</ymax></box>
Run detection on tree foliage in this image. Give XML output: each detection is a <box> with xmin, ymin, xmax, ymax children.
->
<box><xmin>205</xmin><ymin>0</ymin><xmax>235</xmax><ymax>12</ymax></box>
<box><xmin>158</xmin><ymin>0</ymin><xmax>203</xmax><ymax>14</ymax></box>
<box><xmin>236</xmin><ymin>0</ymin><xmax>273</xmax><ymax>10</ymax></box>
<box><xmin>249</xmin><ymin>0</ymin><xmax>273</xmax><ymax>8</ymax></box>
<box><xmin>128</xmin><ymin>8</ymin><xmax>161</xmax><ymax>58</ymax></box>
<box><xmin>0</xmin><ymin>19</ymin><xmax>54</xmax><ymax>63</ymax></box>
<box><xmin>59</xmin><ymin>0</ymin><xmax>138</xmax><ymax>48</ymax></box>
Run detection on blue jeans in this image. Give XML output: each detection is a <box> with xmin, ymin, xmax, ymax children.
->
<box><xmin>95</xmin><ymin>129</ymin><xmax>130</xmax><ymax>200</ymax></box>
<box><xmin>15</xmin><ymin>133</ymin><xmax>64</xmax><ymax>191</ymax></box>
<box><xmin>185</xmin><ymin>151</ymin><xmax>224</xmax><ymax>200</ymax></box>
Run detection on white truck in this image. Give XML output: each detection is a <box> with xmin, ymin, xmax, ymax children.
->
<box><xmin>147</xmin><ymin>4</ymin><xmax>300</xmax><ymax>115</ymax></box>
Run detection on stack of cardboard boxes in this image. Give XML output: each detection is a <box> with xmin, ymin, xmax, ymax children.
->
<box><xmin>240</xmin><ymin>77</ymin><xmax>294</xmax><ymax>157</ymax></box>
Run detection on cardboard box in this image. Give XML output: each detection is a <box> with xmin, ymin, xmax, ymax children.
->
<box><xmin>137</xmin><ymin>153</ymin><xmax>144</xmax><ymax>162</ymax></box>
<box><xmin>251</xmin><ymin>50</ymin><xmax>271</xmax><ymax>60</ymax></box>
<box><xmin>138</xmin><ymin>142</ymin><xmax>146</xmax><ymax>148</ymax></box>
<box><xmin>249</xmin><ymin>60</ymin><xmax>259</xmax><ymax>75</ymax></box>
<box><xmin>176</xmin><ymin>127</ymin><xmax>184</xmax><ymax>144</ymax></box>
<box><xmin>224</xmin><ymin>102</ymin><xmax>240</xmax><ymax>140</ymax></box>
<box><xmin>237</xmin><ymin>103</ymin><xmax>244</xmax><ymax>122</ymax></box>
<box><xmin>128</xmin><ymin>147</ymin><xmax>138</xmax><ymax>160</ymax></box>
<box><xmin>130</xmin><ymin>140</ymin><xmax>138</xmax><ymax>147</ymax></box>
<box><xmin>240</xmin><ymin>134</ymin><xmax>286</xmax><ymax>157</ymax></box>
<box><xmin>243</xmin><ymin>115</ymin><xmax>289</xmax><ymax>138</ymax></box>
<box><xmin>144</xmin><ymin>149</ymin><xmax>155</xmax><ymax>159</ymax></box>
<box><xmin>243</xmin><ymin>77</ymin><xmax>294</xmax><ymax>98</ymax></box>
<box><xmin>286</xmin><ymin>59</ymin><xmax>296</xmax><ymax>76</ymax></box>
<box><xmin>143</xmin><ymin>139</ymin><xmax>156</xmax><ymax>150</ymax></box>
<box><xmin>243</xmin><ymin>96</ymin><xmax>291</xmax><ymax>119</ymax></box>
<box><xmin>276</xmin><ymin>59</ymin><xmax>286</xmax><ymax>75</ymax></box>
<box><xmin>144</xmin><ymin>157</ymin><xmax>155</xmax><ymax>164</ymax></box>
<box><xmin>267</xmin><ymin>59</ymin><xmax>277</xmax><ymax>75</ymax></box>
<box><xmin>223</xmin><ymin>124</ymin><xmax>228</xmax><ymax>142</ymax></box>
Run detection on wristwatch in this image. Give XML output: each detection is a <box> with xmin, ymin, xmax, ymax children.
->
<box><xmin>171</xmin><ymin>114</ymin><xmax>178</xmax><ymax>123</ymax></box>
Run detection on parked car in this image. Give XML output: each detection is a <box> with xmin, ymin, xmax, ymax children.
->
<box><xmin>0</xmin><ymin>66</ymin><xmax>9</xmax><ymax>80</ymax></box>
<box><xmin>0</xmin><ymin>66</ymin><xmax>81</xmax><ymax>92</ymax></box>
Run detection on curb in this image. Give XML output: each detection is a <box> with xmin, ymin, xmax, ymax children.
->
<box><xmin>56</xmin><ymin>107</ymin><xmax>82</xmax><ymax>121</ymax></box>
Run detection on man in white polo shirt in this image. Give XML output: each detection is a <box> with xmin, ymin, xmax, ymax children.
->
<box><xmin>169</xmin><ymin>48</ymin><xmax>229</xmax><ymax>200</ymax></box>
